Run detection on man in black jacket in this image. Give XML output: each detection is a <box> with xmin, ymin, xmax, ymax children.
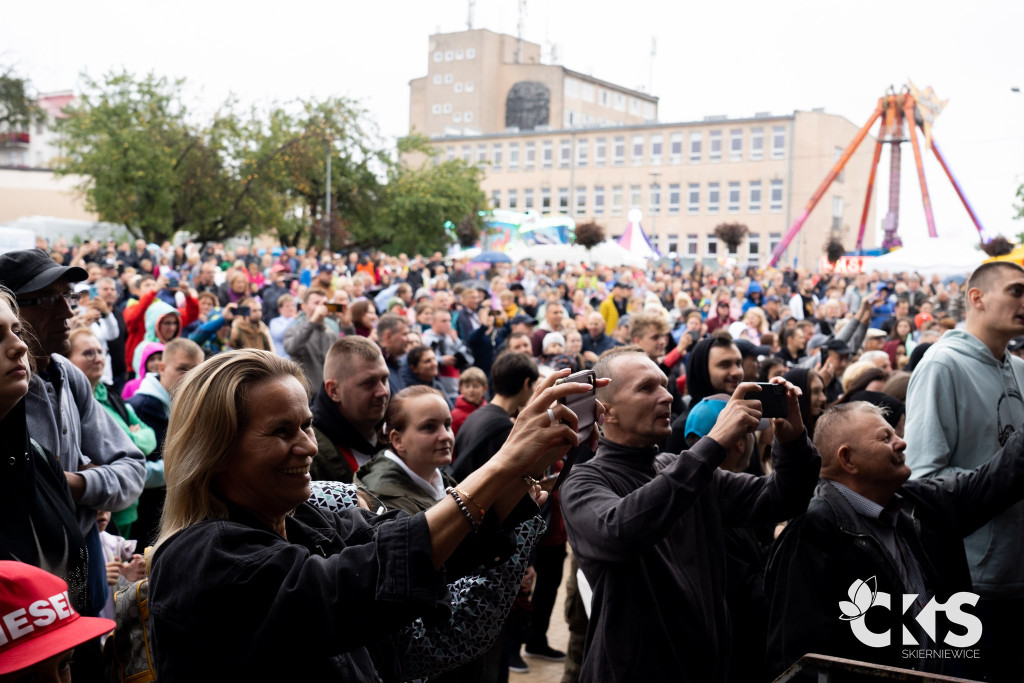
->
<box><xmin>764</xmin><ymin>401</ymin><xmax>1024</xmax><ymax>680</ymax></box>
<box><xmin>560</xmin><ymin>349</ymin><xmax>820</xmax><ymax>682</ymax></box>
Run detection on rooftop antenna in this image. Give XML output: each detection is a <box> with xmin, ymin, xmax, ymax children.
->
<box><xmin>649</xmin><ymin>36</ymin><xmax>657</xmax><ymax>95</ymax></box>
<box><xmin>467</xmin><ymin>0</ymin><xmax>474</xmax><ymax>29</ymax></box>
<box><xmin>516</xmin><ymin>0</ymin><xmax>526</xmax><ymax>63</ymax></box>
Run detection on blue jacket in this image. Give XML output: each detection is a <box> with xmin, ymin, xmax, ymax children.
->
<box><xmin>742</xmin><ymin>281</ymin><xmax>764</xmax><ymax>314</ymax></box>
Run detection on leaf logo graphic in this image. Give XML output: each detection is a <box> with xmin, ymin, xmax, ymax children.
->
<box><xmin>838</xmin><ymin>576</ymin><xmax>877</xmax><ymax>621</ymax></box>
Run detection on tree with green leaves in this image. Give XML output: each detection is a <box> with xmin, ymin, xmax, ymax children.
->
<box><xmin>54</xmin><ymin>72</ymin><xmax>387</xmax><ymax>247</ymax></box>
<box><xmin>0</xmin><ymin>68</ymin><xmax>40</xmax><ymax>131</ymax></box>
<box><xmin>54</xmin><ymin>71</ymin><xmax>486</xmax><ymax>253</ymax></box>
<box><xmin>372</xmin><ymin>137</ymin><xmax>487</xmax><ymax>255</ymax></box>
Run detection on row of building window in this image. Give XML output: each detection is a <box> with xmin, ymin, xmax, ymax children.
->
<box><xmin>488</xmin><ymin>179</ymin><xmax>785</xmax><ymax>216</ymax></box>
<box><xmin>433</xmin><ymin>48</ymin><xmax>476</xmax><ymax>62</ymax></box>
<box><xmin>649</xmin><ymin>232</ymin><xmax>784</xmax><ymax>259</ymax></box>
<box><xmin>431</xmin><ymin>75</ymin><xmax>476</xmax><ymax>92</ymax></box>
<box><xmin>428</xmin><ymin>75</ymin><xmax>475</xmax><ymax>92</ymax></box>
<box><xmin>442</xmin><ymin>126</ymin><xmax>787</xmax><ymax>171</ymax></box>
<box><xmin>433</xmin><ymin>104</ymin><xmax>474</xmax><ymax>122</ymax></box>
<box><xmin>563</xmin><ymin>77</ymin><xmax>657</xmax><ymax>120</ymax></box>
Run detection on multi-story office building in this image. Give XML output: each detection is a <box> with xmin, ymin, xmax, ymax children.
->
<box><xmin>409</xmin><ymin>29</ymin><xmax>877</xmax><ymax>268</ymax></box>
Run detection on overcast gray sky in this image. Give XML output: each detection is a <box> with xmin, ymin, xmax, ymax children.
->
<box><xmin>4</xmin><ymin>0</ymin><xmax>1023</xmax><ymax>246</ymax></box>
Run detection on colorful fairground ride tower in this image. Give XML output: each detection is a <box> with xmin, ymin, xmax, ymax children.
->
<box><xmin>767</xmin><ymin>83</ymin><xmax>988</xmax><ymax>269</ymax></box>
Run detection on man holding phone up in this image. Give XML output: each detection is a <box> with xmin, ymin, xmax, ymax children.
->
<box><xmin>283</xmin><ymin>287</ymin><xmax>344</xmax><ymax>395</ymax></box>
<box><xmin>560</xmin><ymin>348</ymin><xmax>821</xmax><ymax>682</ymax></box>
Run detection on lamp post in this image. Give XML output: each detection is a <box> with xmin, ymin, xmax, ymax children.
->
<box><xmin>649</xmin><ymin>171</ymin><xmax>661</xmax><ymax>248</ymax></box>
<box><xmin>324</xmin><ymin>140</ymin><xmax>332</xmax><ymax>253</ymax></box>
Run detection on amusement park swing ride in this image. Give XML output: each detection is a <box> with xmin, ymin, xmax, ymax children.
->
<box><xmin>766</xmin><ymin>84</ymin><xmax>987</xmax><ymax>268</ymax></box>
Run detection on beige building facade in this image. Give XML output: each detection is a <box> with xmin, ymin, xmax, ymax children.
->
<box><xmin>0</xmin><ymin>168</ymin><xmax>95</xmax><ymax>224</ymax></box>
<box><xmin>410</xmin><ymin>30</ymin><xmax>877</xmax><ymax>269</ymax></box>
<box><xmin>409</xmin><ymin>29</ymin><xmax>658</xmax><ymax>140</ymax></box>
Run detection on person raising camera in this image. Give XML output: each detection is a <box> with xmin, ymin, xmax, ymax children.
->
<box><xmin>560</xmin><ymin>347</ymin><xmax>820</xmax><ymax>681</ymax></box>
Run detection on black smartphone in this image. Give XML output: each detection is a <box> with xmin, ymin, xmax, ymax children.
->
<box><xmin>753</xmin><ymin>382</ymin><xmax>788</xmax><ymax>418</ymax></box>
<box><xmin>550</xmin><ymin>370</ymin><xmax>598</xmax><ymax>493</ymax></box>
<box><xmin>556</xmin><ymin>369</ymin><xmax>597</xmax><ymax>441</ymax></box>
<box><xmin>236</xmin><ymin>306</ymin><xmax>251</xmax><ymax>317</ymax></box>
<box><xmin>324</xmin><ymin>302</ymin><xmax>346</xmax><ymax>313</ymax></box>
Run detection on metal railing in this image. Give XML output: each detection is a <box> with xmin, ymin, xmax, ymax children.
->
<box><xmin>774</xmin><ymin>654</ymin><xmax>981</xmax><ymax>682</ymax></box>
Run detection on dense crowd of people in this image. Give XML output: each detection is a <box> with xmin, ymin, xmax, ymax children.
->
<box><xmin>3</xmin><ymin>232</ymin><xmax>1024</xmax><ymax>682</ymax></box>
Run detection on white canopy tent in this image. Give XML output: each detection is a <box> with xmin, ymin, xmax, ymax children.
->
<box><xmin>863</xmin><ymin>237</ymin><xmax>985</xmax><ymax>278</ymax></box>
<box><xmin>508</xmin><ymin>240</ymin><xmax>649</xmax><ymax>267</ymax></box>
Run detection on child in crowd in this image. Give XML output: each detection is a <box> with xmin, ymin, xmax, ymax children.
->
<box><xmin>97</xmin><ymin>510</ymin><xmax>145</xmax><ymax>621</ymax></box>
<box><xmin>539</xmin><ymin>332</ymin><xmax>579</xmax><ymax>373</ymax></box>
<box><xmin>127</xmin><ymin>338</ymin><xmax>204</xmax><ymax>547</ymax></box>
<box><xmin>120</xmin><ymin>342</ymin><xmax>164</xmax><ymax>400</ymax></box>
<box><xmin>451</xmin><ymin>367</ymin><xmax>487</xmax><ymax>436</ymax></box>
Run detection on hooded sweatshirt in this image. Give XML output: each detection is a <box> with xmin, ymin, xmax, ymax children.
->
<box><xmin>131</xmin><ymin>299</ymin><xmax>180</xmax><ymax>377</ymax></box>
<box><xmin>128</xmin><ymin>373</ymin><xmax>172</xmax><ymax>455</ymax></box>
<box><xmin>124</xmin><ymin>289</ymin><xmax>198</xmax><ymax>374</ymax></box>
<box><xmin>905</xmin><ymin>328</ymin><xmax>1024</xmax><ymax>596</ymax></box>
<box><xmin>121</xmin><ymin>342</ymin><xmax>165</xmax><ymax>400</ymax></box>
<box><xmin>742</xmin><ymin>281</ymin><xmax>764</xmax><ymax>314</ymax></box>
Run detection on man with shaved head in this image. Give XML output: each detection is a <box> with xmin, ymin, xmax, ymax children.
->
<box><xmin>766</xmin><ymin>401</ymin><xmax>1024</xmax><ymax>679</ymax></box>
<box><xmin>561</xmin><ymin>348</ymin><xmax>819</xmax><ymax>681</ymax></box>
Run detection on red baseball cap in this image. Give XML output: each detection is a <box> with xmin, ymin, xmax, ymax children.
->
<box><xmin>0</xmin><ymin>562</ymin><xmax>115</xmax><ymax>675</ymax></box>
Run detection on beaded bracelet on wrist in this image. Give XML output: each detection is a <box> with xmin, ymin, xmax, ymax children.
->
<box><xmin>446</xmin><ymin>486</ymin><xmax>480</xmax><ymax>533</ymax></box>
<box><xmin>454</xmin><ymin>486</ymin><xmax>486</xmax><ymax>521</ymax></box>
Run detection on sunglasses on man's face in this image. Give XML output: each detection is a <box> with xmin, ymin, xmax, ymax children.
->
<box><xmin>18</xmin><ymin>292</ymin><xmax>80</xmax><ymax>309</ymax></box>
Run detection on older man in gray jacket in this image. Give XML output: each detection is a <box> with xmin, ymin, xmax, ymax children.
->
<box><xmin>0</xmin><ymin>249</ymin><xmax>144</xmax><ymax>622</ymax></box>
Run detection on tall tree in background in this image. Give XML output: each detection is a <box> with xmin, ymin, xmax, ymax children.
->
<box><xmin>267</xmin><ymin>98</ymin><xmax>389</xmax><ymax>249</ymax></box>
<box><xmin>0</xmin><ymin>68</ymin><xmax>39</xmax><ymax>131</ymax></box>
<box><xmin>55</xmin><ymin>72</ymin><xmax>386</xmax><ymax>246</ymax></box>
<box><xmin>54</xmin><ymin>71</ymin><xmax>486</xmax><ymax>253</ymax></box>
<box><xmin>373</xmin><ymin>136</ymin><xmax>486</xmax><ymax>254</ymax></box>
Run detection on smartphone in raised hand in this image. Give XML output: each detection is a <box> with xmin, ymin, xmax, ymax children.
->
<box><xmin>556</xmin><ymin>369</ymin><xmax>597</xmax><ymax>441</ymax></box>
<box><xmin>551</xmin><ymin>369</ymin><xmax>598</xmax><ymax>493</ymax></box>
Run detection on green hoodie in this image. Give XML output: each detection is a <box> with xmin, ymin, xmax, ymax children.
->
<box><xmin>94</xmin><ymin>382</ymin><xmax>157</xmax><ymax>536</ymax></box>
<box><xmin>905</xmin><ymin>328</ymin><xmax>1024</xmax><ymax>596</ymax></box>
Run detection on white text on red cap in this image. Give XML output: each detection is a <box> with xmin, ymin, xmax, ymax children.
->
<box><xmin>0</xmin><ymin>591</ymin><xmax>74</xmax><ymax>646</ymax></box>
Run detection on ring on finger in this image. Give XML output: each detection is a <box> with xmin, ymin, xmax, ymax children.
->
<box><xmin>547</xmin><ymin>408</ymin><xmax>557</xmax><ymax>426</ymax></box>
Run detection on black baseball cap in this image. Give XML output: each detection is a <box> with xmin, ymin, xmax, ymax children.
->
<box><xmin>823</xmin><ymin>338</ymin><xmax>853</xmax><ymax>356</ymax></box>
<box><xmin>509</xmin><ymin>313</ymin><xmax>537</xmax><ymax>327</ymax></box>
<box><xmin>0</xmin><ymin>249</ymin><xmax>87</xmax><ymax>295</ymax></box>
<box><xmin>734</xmin><ymin>339</ymin><xmax>771</xmax><ymax>358</ymax></box>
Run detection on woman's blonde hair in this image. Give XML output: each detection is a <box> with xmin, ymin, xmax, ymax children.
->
<box><xmin>743</xmin><ymin>307</ymin><xmax>768</xmax><ymax>333</ymax></box>
<box><xmin>154</xmin><ymin>349</ymin><xmax>308</xmax><ymax>553</ymax></box>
